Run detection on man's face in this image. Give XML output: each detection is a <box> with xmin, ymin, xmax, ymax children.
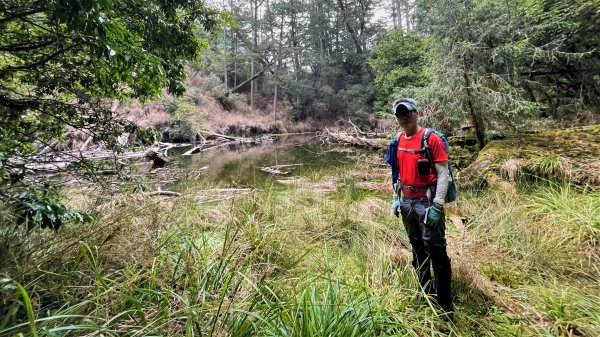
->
<box><xmin>395</xmin><ymin>109</ymin><xmax>418</xmax><ymax>129</ymax></box>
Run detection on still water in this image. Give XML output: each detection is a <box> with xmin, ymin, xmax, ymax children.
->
<box><xmin>170</xmin><ymin>135</ymin><xmax>363</xmax><ymax>188</ymax></box>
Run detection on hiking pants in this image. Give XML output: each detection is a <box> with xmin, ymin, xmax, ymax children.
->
<box><xmin>400</xmin><ymin>196</ymin><xmax>453</xmax><ymax>312</ymax></box>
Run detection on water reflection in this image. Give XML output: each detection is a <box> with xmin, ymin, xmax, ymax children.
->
<box><xmin>173</xmin><ymin>136</ymin><xmax>355</xmax><ymax>188</ymax></box>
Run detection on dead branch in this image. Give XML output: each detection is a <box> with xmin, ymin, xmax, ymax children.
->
<box><xmin>146</xmin><ymin>190</ymin><xmax>181</xmax><ymax>197</ymax></box>
<box><xmin>260</xmin><ymin>166</ymin><xmax>290</xmax><ymax>175</ymax></box>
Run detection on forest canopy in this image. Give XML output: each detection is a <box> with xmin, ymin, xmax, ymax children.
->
<box><xmin>202</xmin><ymin>0</ymin><xmax>599</xmax><ymax>144</ymax></box>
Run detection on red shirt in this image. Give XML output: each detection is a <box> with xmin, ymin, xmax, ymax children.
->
<box><xmin>396</xmin><ymin>128</ymin><xmax>448</xmax><ymax>198</ymax></box>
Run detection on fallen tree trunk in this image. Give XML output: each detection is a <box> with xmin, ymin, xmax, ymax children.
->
<box><xmin>146</xmin><ymin>190</ymin><xmax>181</xmax><ymax>197</ymax></box>
<box><xmin>323</xmin><ymin>128</ymin><xmax>387</xmax><ymax>149</ymax></box>
<box><xmin>198</xmin><ymin>130</ymin><xmax>244</xmax><ymax>141</ymax></box>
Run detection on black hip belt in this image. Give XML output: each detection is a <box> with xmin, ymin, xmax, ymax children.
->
<box><xmin>396</xmin><ymin>182</ymin><xmax>436</xmax><ymax>193</ymax></box>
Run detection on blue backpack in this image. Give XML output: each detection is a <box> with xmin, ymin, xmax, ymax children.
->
<box><xmin>386</xmin><ymin>128</ymin><xmax>457</xmax><ymax>203</ymax></box>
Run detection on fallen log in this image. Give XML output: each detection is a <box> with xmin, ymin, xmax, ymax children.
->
<box><xmin>323</xmin><ymin>128</ymin><xmax>387</xmax><ymax>149</ymax></box>
<box><xmin>199</xmin><ymin>130</ymin><xmax>243</xmax><ymax>141</ymax></box>
<box><xmin>270</xmin><ymin>164</ymin><xmax>303</xmax><ymax>169</ymax></box>
<box><xmin>182</xmin><ymin>146</ymin><xmax>201</xmax><ymax>156</ymax></box>
<box><xmin>39</xmin><ymin>140</ymin><xmax>59</xmax><ymax>155</ymax></box>
<box><xmin>260</xmin><ymin>166</ymin><xmax>290</xmax><ymax>175</ymax></box>
<box><xmin>146</xmin><ymin>190</ymin><xmax>181</xmax><ymax>197</ymax></box>
<box><xmin>79</xmin><ymin>136</ymin><xmax>94</xmax><ymax>151</ymax></box>
<box><xmin>200</xmin><ymin>141</ymin><xmax>237</xmax><ymax>152</ymax></box>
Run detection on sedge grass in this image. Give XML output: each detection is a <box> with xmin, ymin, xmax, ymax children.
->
<box><xmin>4</xmin><ymin>154</ymin><xmax>598</xmax><ymax>336</ymax></box>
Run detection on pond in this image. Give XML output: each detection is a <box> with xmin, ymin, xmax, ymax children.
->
<box><xmin>168</xmin><ymin>135</ymin><xmax>371</xmax><ymax>189</ymax></box>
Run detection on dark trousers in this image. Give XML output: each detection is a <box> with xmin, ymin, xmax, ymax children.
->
<box><xmin>400</xmin><ymin>196</ymin><xmax>453</xmax><ymax>312</ymax></box>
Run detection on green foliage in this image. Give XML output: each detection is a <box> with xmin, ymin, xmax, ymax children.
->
<box><xmin>224</xmin><ymin>0</ymin><xmax>378</xmax><ymax>121</ymax></box>
<box><xmin>0</xmin><ymin>0</ymin><xmax>221</xmax><ymax>231</ymax></box>
<box><xmin>369</xmin><ymin>30</ymin><xmax>431</xmax><ymax>114</ymax></box>
<box><xmin>169</xmin><ymin>120</ymin><xmax>196</xmax><ymax>143</ymax></box>
<box><xmin>201</xmin><ymin>73</ymin><xmax>235</xmax><ymax>110</ymax></box>
<box><xmin>166</xmin><ymin>98</ymin><xmax>203</xmax><ymax>142</ymax></box>
<box><xmin>4</xmin><ymin>147</ymin><xmax>600</xmax><ymax>336</ymax></box>
<box><xmin>408</xmin><ymin>0</ymin><xmax>600</xmax><ymax>141</ymax></box>
<box><xmin>163</xmin><ymin>100</ymin><xmax>180</xmax><ymax>114</ymax></box>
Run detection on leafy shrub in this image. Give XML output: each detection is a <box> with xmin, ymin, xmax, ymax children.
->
<box><xmin>6</xmin><ymin>186</ymin><xmax>93</xmax><ymax>232</ymax></box>
<box><xmin>168</xmin><ymin>120</ymin><xmax>195</xmax><ymax>142</ymax></box>
<box><xmin>201</xmin><ymin>74</ymin><xmax>234</xmax><ymax>110</ymax></box>
<box><xmin>164</xmin><ymin>100</ymin><xmax>180</xmax><ymax>114</ymax></box>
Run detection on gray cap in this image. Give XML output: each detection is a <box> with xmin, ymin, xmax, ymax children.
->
<box><xmin>392</xmin><ymin>98</ymin><xmax>417</xmax><ymax>115</ymax></box>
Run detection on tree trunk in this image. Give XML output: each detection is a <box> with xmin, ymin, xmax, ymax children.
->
<box><xmin>336</xmin><ymin>0</ymin><xmax>375</xmax><ymax>80</ymax></box>
<box><xmin>230</xmin><ymin>0</ymin><xmax>236</xmax><ymax>88</ymax></box>
<box><xmin>232</xmin><ymin>65</ymin><xmax>271</xmax><ymax>93</ymax></box>
<box><xmin>290</xmin><ymin>0</ymin><xmax>301</xmax><ymax>74</ymax></box>
<box><xmin>404</xmin><ymin>0</ymin><xmax>411</xmax><ymax>32</ymax></box>
<box><xmin>462</xmin><ymin>56</ymin><xmax>486</xmax><ymax>149</ymax></box>
<box><xmin>273</xmin><ymin>12</ymin><xmax>284</xmax><ymax>121</ymax></box>
<box><xmin>251</xmin><ymin>0</ymin><xmax>257</xmax><ymax>111</ymax></box>
<box><xmin>223</xmin><ymin>0</ymin><xmax>228</xmax><ymax>87</ymax></box>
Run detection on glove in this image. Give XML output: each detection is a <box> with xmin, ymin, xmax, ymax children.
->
<box><xmin>391</xmin><ymin>199</ymin><xmax>401</xmax><ymax>217</ymax></box>
<box><xmin>424</xmin><ymin>203</ymin><xmax>443</xmax><ymax>227</ymax></box>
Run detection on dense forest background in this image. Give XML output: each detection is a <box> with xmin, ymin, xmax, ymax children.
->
<box><xmin>204</xmin><ymin>0</ymin><xmax>599</xmax><ymax>145</ymax></box>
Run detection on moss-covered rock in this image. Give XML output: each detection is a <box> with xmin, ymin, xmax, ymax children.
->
<box><xmin>459</xmin><ymin>125</ymin><xmax>600</xmax><ymax>187</ymax></box>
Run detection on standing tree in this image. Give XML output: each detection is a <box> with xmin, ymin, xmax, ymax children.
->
<box><xmin>407</xmin><ymin>0</ymin><xmax>600</xmax><ymax>146</ymax></box>
<box><xmin>0</xmin><ymin>0</ymin><xmax>220</xmax><ymax>230</ymax></box>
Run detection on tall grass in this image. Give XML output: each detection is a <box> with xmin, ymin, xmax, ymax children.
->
<box><xmin>459</xmin><ymin>181</ymin><xmax>600</xmax><ymax>336</ymax></box>
<box><xmin>6</xmin><ymin>156</ymin><xmax>598</xmax><ymax>336</ymax></box>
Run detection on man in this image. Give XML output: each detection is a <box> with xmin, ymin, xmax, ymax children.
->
<box><xmin>386</xmin><ymin>98</ymin><xmax>453</xmax><ymax>319</ymax></box>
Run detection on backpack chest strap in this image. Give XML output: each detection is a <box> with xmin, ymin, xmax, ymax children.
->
<box><xmin>397</xmin><ymin>147</ymin><xmax>425</xmax><ymax>154</ymax></box>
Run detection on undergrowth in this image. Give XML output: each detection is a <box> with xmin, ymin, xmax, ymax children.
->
<box><xmin>2</xmin><ymin>150</ymin><xmax>600</xmax><ymax>336</ymax></box>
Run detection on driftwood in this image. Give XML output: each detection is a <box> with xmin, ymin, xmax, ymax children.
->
<box><xmin>146</xmin><ymin>190</ymin><xmax>181</xmax><ymax>197</ymax></box>
<box><xmin>39</xmin><ymin>140</ymin><xmax>59</xmax><ymax>155</ymax></box>
<box><xmin>260</xmin><ymin>167</ymin><xmax>290</xmax><ymax>175</ymax></box>
<box><xmin>323</xmin><ymin>128</ymin><xmax>387</xmax><ymax>149</ymax></box>
<box><xmin>182</xmin><ymin>133</ymin><xmax>261</xmax><ymax>156</ymax></box>
<box><xmin>79</xmin><ymin>136</ymin><xmax>94</xmax><ymax>151</ymax></box>
<box><xmin>260</xmin><ymin>163</ymin><xmax>303</xmax><ymax>176</ymax></box>
<box><xmin>270</xmin><ymin>164</ymin><xmax>304</xmax><ymax>169</ymax></box>
<box><xmin>199</xmin><ymin>130</ymin><xmax>243</xmax><ymax>141</ymax></box>
<box><xmin>162</xmin><ymin>143</ymin><xmax>189</xmax><ymax>157</ymax></box>
<box><xmin>182</xmin><ymin>146</ymin><xmax>201</xmax><ymax>156</ymax></box>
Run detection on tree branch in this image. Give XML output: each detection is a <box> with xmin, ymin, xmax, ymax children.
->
<box><xmin>0</xmin><ymin>39</ymin><xmax>57</xmax><ymax>52</ymax></box>
<box><xmin>0</xmin><ymin>8</ymin><xmax>45</xmax><ymax>25</ymax></box>
<box><xmin>1</xmin><ymin>43</ymin><xmax>82</xmax><ymax>72</ymax></box>
<box><xmin>231</xmin><ymin>64</ymin><xmax>272</xmax><ymax>92</ymax></box>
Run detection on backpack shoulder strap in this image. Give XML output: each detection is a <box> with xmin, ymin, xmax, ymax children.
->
<box><xmin>421</xmin><ymin>128</ymin><xmax>434</xmax><ymax>149</ymax></box>
<box><xmin>421</xmin><ymin>128</ymin><xmax>436</xmax><ymax>174</ymax></box>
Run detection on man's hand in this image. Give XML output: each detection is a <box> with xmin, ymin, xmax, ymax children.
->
<box><xmin>391</xmin><ymin>199</ymin><xmax>401</xmax><ymax>217</ymax></box>
<box><xmin>425</xmin><ymin>202</ymin><xmax>444</xmax><ymax>227</ymax></box>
